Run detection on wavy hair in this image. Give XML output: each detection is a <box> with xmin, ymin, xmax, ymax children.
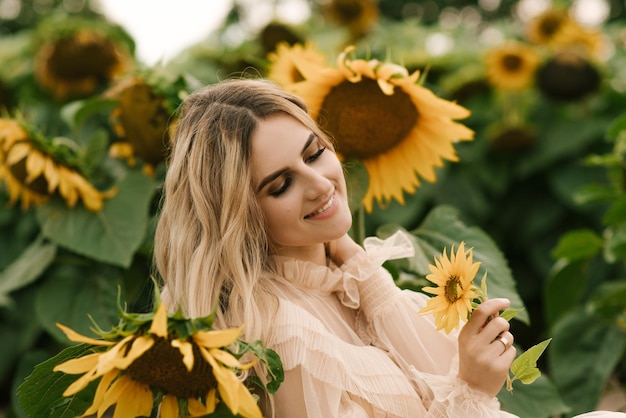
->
<box><xmin>153</xmin><ymin>78</ymin><xmax>332</xmax><ymax>410</ymax></box>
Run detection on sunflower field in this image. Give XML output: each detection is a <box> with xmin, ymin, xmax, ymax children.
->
<box><xmin>1</xmin><ymin>0</ymin><xmax>626</xmax><ymax>417</ymax></box>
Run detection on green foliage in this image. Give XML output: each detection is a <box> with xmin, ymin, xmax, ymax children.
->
<box><xmin>2</xmin><ymin>1</ymin><xmax>626</xmax><ymax>416</ymax></box>
<box><xmin>16</xmin><ymin>345</ymin><xmax>97</xmax><ymax>418</ymax></box>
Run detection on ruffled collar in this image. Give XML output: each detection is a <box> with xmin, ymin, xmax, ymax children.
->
<box><xmin>271</xmin><ymin>231</ymin><xmax>414</xmax><ymax>309</ymax></box>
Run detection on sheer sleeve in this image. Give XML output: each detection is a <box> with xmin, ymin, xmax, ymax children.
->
<box><xmin>340</xmin><ymin>231</ymin><xmax>515</xmax><ymax>417</ymax></box>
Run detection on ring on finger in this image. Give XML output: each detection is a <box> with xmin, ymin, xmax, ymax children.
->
<box><xmin>496</xmin><ymin>335</ymin><xmax>509</xmax><ymax>354</ymax></box>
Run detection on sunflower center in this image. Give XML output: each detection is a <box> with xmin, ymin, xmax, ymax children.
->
<box><xmin>318</xmin><ymin>78</ymin><xmax>418</xmax><ymax>159</ymax></box>
<box><xmin>444</xmin><ymin>276</ymin><xmax>463</xmax><ymax>303</ymax></box>
<box><xmin>502</xmin><ymin>54</ymin><xmax>523</xmax><ymax>72</ymax></box>
<box><xmin>126</xmin><ymin>337</ymin><xmax>217</xmax><ymax>399</ymax></box>
<box><xmin>47</xmin><ymin>33</ymin><xmax>120</xmax><ymax>80</ymax></box>
<box><xmin>540</xmin><ymin>16</ymin><xmax>562</xmax><ymax>38</ymax></box>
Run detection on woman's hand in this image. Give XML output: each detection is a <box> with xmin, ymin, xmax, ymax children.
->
<box><xmin>457</xmin><ymin>298</ymin><xmax>516</xmax><ymax>398</ymax></box>
<box><xmin>326</xmin><ymin>233</ymin><xmax>364</xmax><ymax>266</ymax></box>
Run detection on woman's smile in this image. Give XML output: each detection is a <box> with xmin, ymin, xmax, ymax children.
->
<box><xmin>304</xmin><ymin>193</ymin><xmax>336</xmax><ymax>219</ymax></box>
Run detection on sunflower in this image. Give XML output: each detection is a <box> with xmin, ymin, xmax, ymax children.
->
<box><xmin>0</xmin><ymin>119</ymin><xmax>116</xmax><ymax>211</ymax></box>
<box><xmin>485</xmin><ymin>41</ymin><xmax>540</xmax><ymax>91</ymax></box>
<box><xmin>321</xmin><ymin>0</ymin><xmax>379</xmax><ymax>38</ymax></box>
<box><xmin>283</xmin><ymin>46</ymin><xmax>474</xmax><ymax>212</ymax></box>
<box><xmin>103</xmin><ymin>76</ymin><xmax>175</xmax><ymax>177</ymax></box>
<box><xmin>267</xmin><ymin>42</ymin><xmax>329</xmax><ymax>85</ymax></box>
<box><xmin>34</xmin><ymin>22</ymin><xmax>133</xmax><ymax>101</ymax></box>
<box><xmin>419</xmin><ymin>242</ymin><xmax>481</xmax><ymax>334</ymax></box>
<box><xmin>52</xmin><ymin>301</ymin><xmax>269</xmax><ymax>418</ymax></box>
<box><xmin>525</xmin><ymin>9</ymin><xmax>605</xmax><ymax>58</ymax></box>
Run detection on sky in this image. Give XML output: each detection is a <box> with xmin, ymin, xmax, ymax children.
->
<box><xmin>98</xmin><ymin>0</ymin><xmax>610</xmax><ymax>65</ymax></box>
<box><xmin>98</xmin><ymin>0</ymin><xmax>233</xmax><ymax>65</ymax></box>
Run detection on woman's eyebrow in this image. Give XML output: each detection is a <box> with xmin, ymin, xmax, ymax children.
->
<box><xmin>256</xmin><ymin>133</ymin><xmax>317</xmax><ymax>193</ymax></box>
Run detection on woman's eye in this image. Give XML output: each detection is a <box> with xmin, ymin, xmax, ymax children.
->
<box><xmin>270</xmin><ymin>176</ymin><xmax>292</xmax><ymax>197</ymax></box>
<box><xmin>305</xmin><ymin>147</ymin><xmax>326</xmax><ymax>163</ymax></box>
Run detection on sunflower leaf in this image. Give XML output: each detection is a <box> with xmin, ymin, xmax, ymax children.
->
<box><xmin>500</xmin><ymin>308</ymin><xmax>524</xmax><ymax>322</ymax></box>
<box><xmin>0</xmin><ymin>234</ymin><xmax>56</xmax><ymax>307</ymax></box>
<box><xmin>36</xmin><ymin>170</ymin><xmax>156</xmax><ymax>268</ymax></box>
<box><xmin>17</xmin><ymin>344</ymin><xmax>96</xmax><ymax>418</ymax></box>
<box><xmin>509</xmin><ymin>338</ymin><xmax>552</xmax><ymax>389</ymax></box>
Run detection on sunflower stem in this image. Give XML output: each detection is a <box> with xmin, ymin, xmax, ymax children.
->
<box><xmin>351</xmin><ymin>204</ymin><xmax>366</xmax><ymax>245</ymax></box>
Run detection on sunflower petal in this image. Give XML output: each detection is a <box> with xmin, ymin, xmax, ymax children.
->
<box><xmin>188</xmin><ymin>390</ymin><xmax>217</xmax><ymax>416</ymax></box>
<box><xmin>81</xmin><ymin>369</ymin><xmax>118</xmax><ymax>416</ymax></box>
<box><xmin>53</xmin><ymin>352</ymin><xmax>100</xmax><ymax>374</ymax></box>
<box><xmin>149</xmin><ymin>303</ymin><xmax>168</xmax><ymax>338</ymax></box>
<box><xmin>193</xmin><ymin>325</ymin><xmax>244</xmax><ymax>348</ymax></box>
<box><xmin>55</xmin><ymin>323</ymin><xmax>115</xmax><ymax>346</ymax></box>
<box><xmin>160</xmin><ymin>394</ymin><xmax>179</xmax><ymax>418</ymax></box>
<box><xmin>171</xmin><ymin>339</ymin><xmax>194</xmax><ymax>371</ymax></box>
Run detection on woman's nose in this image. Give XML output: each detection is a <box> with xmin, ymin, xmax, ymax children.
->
<box><xmin>303</xmin><ymin>167</ymin><xmax>332</xmax><ymax>200</ymax></box>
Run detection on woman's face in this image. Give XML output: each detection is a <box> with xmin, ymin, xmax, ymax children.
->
<box><xmin>251</xmin><ymin>114</ymin><xmax>352</xmax><ymax>260</ymax></box>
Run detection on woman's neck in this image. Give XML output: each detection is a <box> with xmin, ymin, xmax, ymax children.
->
<box><xmin>273</xmin><ymin>243</ymin><xmax>327</xmax><ymax>265</ymax></box>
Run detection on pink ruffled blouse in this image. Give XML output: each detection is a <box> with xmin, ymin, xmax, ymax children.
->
<box><xmin>265</xmin><ymin>231</ymin><xmax>626</xmax><ymax>418</ymax></box>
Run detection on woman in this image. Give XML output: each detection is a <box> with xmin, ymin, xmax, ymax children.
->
<box><xmin>154</xmin><ymin>78</ymin><xmax>624</xmax><ymax>417</ymax></box>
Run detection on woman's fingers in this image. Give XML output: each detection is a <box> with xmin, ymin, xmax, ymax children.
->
<box><xmin>465</xmin><ymin>298</ymin><xmax>511</xmax><ymax>332</ymax></box>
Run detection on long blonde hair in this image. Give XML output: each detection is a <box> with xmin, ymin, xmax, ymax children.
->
<box><xmin>154</xmin><ymin>77</ymin><xmax>331</xmax><ymax>343</ymax></box>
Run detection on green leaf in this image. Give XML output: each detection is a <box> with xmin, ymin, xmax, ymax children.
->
<box><xmin>543</xmin><ymin>259</ymin><xmax>589</xmax><ymax>327</ymax></box>
<box><xmin>551</xmin><ymin>229</ymin><xmax>603</xmax><ymax>262</ymax></box>
<box><xmin>34</xmin><ymin>263</ymin><xmax>121</xmax><ymax>343</ymax></box>
<box><xmin>604</xmin><ymin>223</ymin><xmax>626</xmax><ymax>263</ymax></box>
<box><xmin>602</xmin><ymin>195</ymin><xmax>626</xmax><ymax>226</ymax></box>
<box><xmin>498</xmin><ymin>375</ymin><xmax>570</xmax><ymax>418</ymax></box>
<box><xmin>17</xmin><ymin>345</ymin><xmax>96</xmax><ymax>418</ymax></box>
<box><xmin>60</xmin><ymin>97</ymin><xmax>119</xmax><ymax>131</ymax></box>
<box><xmin>382</xmin><ymin>205</ymin><xmax>528</xmax><ymax>323</ymax></box>
<box><xmin>606</xmin><ymin>112</ymin><xmax>626</xmax><ymax>141</ymax></box>
<box><xmin>549</xmin><ymin>307</ymin><xmax>626</xmax><ymax>415</ymax></box>
<box><xmin>0</xmin><ymin>235</ymin><xmax>57</xmax><ymax>306</ymax></box>
<box><xmin>510</xmin><ymin>338</ymin><xmax>551</xmax><ymax>387</ymax></box>
<box><xmin>500</xmin><ymin>308</ymin><xmax>524</xmax><ymax>322</ymax></box>
<box><xmin>239</xmin><ymin>340</ymin><xmax>284</xmax><ymax>394</ymax></box>
<box><xmin>36</xmin><ymin>170</ymin><xmax>156</xmax><ymax>267</ymax></box>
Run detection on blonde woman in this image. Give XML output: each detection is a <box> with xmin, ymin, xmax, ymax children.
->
<box><xmin>154</xmin><ymin>79</ymin><xmax>624</xmax><ymax>418</ymax></box>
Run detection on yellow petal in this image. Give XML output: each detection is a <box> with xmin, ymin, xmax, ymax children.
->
<box><xmin>53</xmin><ymin>352</ymin><xmax>100</xmax><ymax>374</ymax></box>
<box><xmin>193</xmin><ymin>325</ymin><xmax>243</xmax><ymax>348</ymax></box>
<box><xmin>24</xmin><ymin>151</ymin><xmax>47</xmax><ymax>183</ymax></box>
<box><xmin>200</xmin><ymin>347</ymin><xmax>242</xmax><ymax>414</ymax></box>
<box><xmin>57</xmin><ymin>166</ymin><xmax>78</xmax><ymax>207</ymax></box>
<box><xmin>5</xmin><ymin>142</ymin><xmax>30</xmax><ymax>165</ymax></box>
<box><xmin>43</xmin><ymin>157</ymin><xmax>59</xmax><ymax>193</ymax></box>
<box><xmin>62</xmin><ymin>368</ymin><xmax>99</xmax><ymax>397</ymax></box>
<box><xmin>188</xmin><ymin>390</ymin><xmax>217</xmax><ymax>416</ymax></box>
<box><xmin>106</xmin><ymin>336</ymin><xmax>154</xmax><ymax>371</ymax></box>
<box><xmin>235</xmin><ymin>382</ymin><xmax>263</xmax><ymax>418</ymax></box>
<box><xmin>101</xmin><ymin>375</ymin><xmax>153</xmax><ymax>418</ymax></box>
<box><xmin>55</xmin><ymin>323</ymin><xmax>115</xmax><ymax>346</ymax></box>
<box><xmin>149</xmin><ymin>303</ymin><xmax>168</xmax><ymax>338</ymax></box>
<box><xmin>209</xmin><ymin>348</ymin><xmax>255</xmax><ymax>370</ymax></box>
<box><xmin>171</xmin><ymin>339</ymin><xmax>194</xmax><ymax>371</ymax></box>
<box><xmin>160</xmin><ymin>394</ymin><xmax>179</xmax><ymax>418</ymax></box>
<box><xmin>81</xmin><ymin>369</ymin><xmax>118</xmax><ymax>416</ymax></box>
